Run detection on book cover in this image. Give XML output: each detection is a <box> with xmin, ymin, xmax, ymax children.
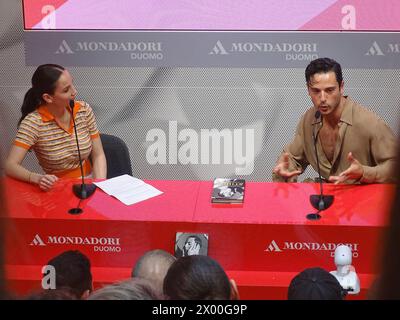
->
<box><xmin>211</xmin><ymin>178</ymin><xmax>245</xmax><ymax>203</ymax></box>
<box><xmin>174</xmin><ymin>232</ymin><xmax>209</xmax><ymax>258</ymax></box>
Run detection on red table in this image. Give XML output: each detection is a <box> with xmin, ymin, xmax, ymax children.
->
<box><xmin>3</xmin><ymin>177</ymin><xmax>394</xmax><ymax>299</ymax></box>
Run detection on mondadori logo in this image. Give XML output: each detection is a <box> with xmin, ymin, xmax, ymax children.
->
<box><xmin>30</xmin><ymin>234</ymin><xmax>46</xmax><ymax>246</ymax></box>
<box><xmin>365</xmin><ymin>41</ymin><xmax>400</xmax><ymax>56</ymax></box>
<box><xmin>55</xmin><ymin>39</ymin><xmax>164</xmax><ymax>60</ymax></box>
<box><xmin>55</xmin><ymin>40</ymin><xmax>74</xmax><ymax>54</ymax></box>
<box><xmin>209</xmin><ymin>40</ymin><xmax>318</xmax><ymax>61</ymax></box>
<box><xmin>365</xmin><ymin>41</ymin><xmax>384</xmax><ymax>56</ymax></box>
<box><xmin>265</xmin><ymin>240</ymin><xmax>282</xmax><ymax>252</ymax></box>
<box><xmin>29</xmin><ymin>234</ymin><xmax>122</xmax><ymax>253</ymax></box>
<box><xmin>209</xmin><ymin>41</ymin><xmax>228</xmax><ymax>55</ymax></box>
<box><xmin>265</xmin><ymin>240</ymin><xmax>359</xmax><ymax>257</ymax></box>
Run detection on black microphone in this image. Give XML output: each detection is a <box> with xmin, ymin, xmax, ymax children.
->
<box><xmin>307</xmin><ymin>110</ymin><xmax>334</xmax><ymax>220</ymax></box>
<box><xmin>69</xmin><ymin>99</ymin><xmax>96</xmax><ymax>203</ymax></box>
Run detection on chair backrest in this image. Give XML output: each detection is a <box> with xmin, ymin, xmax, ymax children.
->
<box><xmin>100</xmin><ymin>133</ymin><xmax>133</xmax><ymax>179</ymax></box>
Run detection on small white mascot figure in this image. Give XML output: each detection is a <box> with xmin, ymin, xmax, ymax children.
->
<box><xmin>330</xmin><ymin>245</ymin><xmax>360</xmax><ymax>294</ymax></box>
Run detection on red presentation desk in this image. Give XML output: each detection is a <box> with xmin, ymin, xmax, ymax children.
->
<box><xmin>3</xmin><ymin>177</ymin><xmax>394</xmax><ymax>299</ymax></box>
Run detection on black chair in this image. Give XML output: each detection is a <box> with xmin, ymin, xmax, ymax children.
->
<box><xmin>100</xmin><ymin>133</ymin><xmax>133</xmax><ymax>178</ymax></box>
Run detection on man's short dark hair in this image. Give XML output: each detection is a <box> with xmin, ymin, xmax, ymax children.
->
<box><xmin>164</xmin><ymin>255</ymin><xmax>231</xmax><ymax>300</ymax></box>
<box><xmin>305</xmin><ymin>57</ymin><xmax>343</xmax><ymax>86</ymax></box>
<box><xmin>288</xmin><ymin>267</ymin><xmax>344</xmax><ymax>300</ymax></box>
<box><xmin>47</xmin><ymin>250</ymin><xmax>92</xmax><ymax>298</ymax></box>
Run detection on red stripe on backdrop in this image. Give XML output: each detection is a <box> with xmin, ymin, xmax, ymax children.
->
<box><xmin>300</xmin><ymin>0</ymin><xmax>400</xmax><ymax>31</ymax></box>
<box><xmin>23</xmin><ymin>0</ymin><xmax>68</xmax><ymax>29</ymax></box>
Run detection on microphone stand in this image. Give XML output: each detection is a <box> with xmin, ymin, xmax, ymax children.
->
<box><xmin>70</xmin><ymin>100</ymin><xmax>96</xmax><ymax>200</ymax></box>
<box><xmin>307</xmin><ymin>111</ymin><xmax>334</xmax><ymax>220</ymax></box>
<box><xmin>69</xmin><ymin>199</ymin><xmax>83</xmax><ymax>215</ymax></box>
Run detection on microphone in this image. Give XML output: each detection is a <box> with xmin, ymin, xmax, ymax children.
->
<box><xmin>307</xmin><ymin>110</ymin><xmax>334</xmax><ymax>220</ymax></box>
<box><xmin>69</xmin><ymin>99</ymin><xmax>96</xmax><ymax>202</ymax></box>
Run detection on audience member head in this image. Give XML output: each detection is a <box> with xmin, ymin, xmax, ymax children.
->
<box><xmin>88</xmin><ymin>278</ymin><xmax>163</xmax><ymax>300</ymax></box>
<box><xmin>26</xmin><ymin>287</ymin><xmax>78</xmax><ymax>300</ymax></box>
<box><xmin>46</xmin><ymin>250</ymin><xmax>92</xmax><ymax>299</ymax></box>
<box><xmin>305</xmin><ymin>57</ymin><xmax>343</xmax><ymax>86</ymax></box>
<box><xmin>288</xmin><ymin>267</ymin><xmax>344</xmax><ymax>300</ymax></box>
<box><xmin>163</xmin><ymin>255</ymin><xmax>238</xmax><ymax>300</ymax></box>
<box><xmin>132</xmin><ymin>249</ymin><xmax>176</xmax><ymax>293</ymax></box>
<box><xmin>19</xmin><ymin>64</ymin><xmax>65</xmax><ymax>125</ymax></box>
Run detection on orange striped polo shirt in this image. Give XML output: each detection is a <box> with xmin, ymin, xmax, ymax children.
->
<box><xmin>14</xmin><ymin>101</ymin><xmax>100</xmax><ymax>178</ymax></box>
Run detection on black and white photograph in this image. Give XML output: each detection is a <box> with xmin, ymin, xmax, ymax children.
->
<box><xmin>174</xmin><ymin>232</ymin><xmax>209</xmax><ymax>258</ymax></box>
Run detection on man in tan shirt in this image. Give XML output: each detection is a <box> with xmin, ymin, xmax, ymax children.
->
<box><xmin>273</xmin><ymin>57</ymin><xmax>397</xmax><ymax>184</ymax></box>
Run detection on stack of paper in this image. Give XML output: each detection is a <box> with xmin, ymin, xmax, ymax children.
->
<box><xmin>93</xmin><ymin>174</ymin><xmax>163</xmax><ymax>205</ymax></box>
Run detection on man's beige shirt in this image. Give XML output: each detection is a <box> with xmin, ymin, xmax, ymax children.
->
<box><xmin>273</xmin><ymin>97</ymin><xmax>397</xmax><ymax>183</ymax></box>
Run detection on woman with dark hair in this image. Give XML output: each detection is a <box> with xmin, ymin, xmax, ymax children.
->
<box><xmin>5</xmin><ymin>64</ymin><xmax>106</xmax><ymax>190</ymax></box>
<box><xmin>163</xmin><ymin>255</ymin><xmax>239</xmax><ymax>300</ymax></box>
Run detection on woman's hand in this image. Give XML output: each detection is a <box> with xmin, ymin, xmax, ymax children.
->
<box><xmin>32</xmin><ymin>173</ymin><xmax>59</xmax><ymax>191</ymax></box>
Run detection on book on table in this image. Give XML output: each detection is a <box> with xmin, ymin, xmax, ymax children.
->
<box><xmin>211</xmin><ymin>178</ymin><xmax>245</xmax><ymax>204</ymax></box>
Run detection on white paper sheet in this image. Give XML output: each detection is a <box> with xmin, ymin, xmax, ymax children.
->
<box><xmin>93</xmin><ymin>174</ymin><xmax>163</xmax><ymax>205</ymax></box>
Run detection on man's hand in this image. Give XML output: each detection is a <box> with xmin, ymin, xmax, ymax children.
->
<box><xmin>273</xmin><ymin>153</ymin><xmax>302</xmax><ymax>180</ymax></box>
<box><xmin>187</xmin><ymin>242</ymin><xmax>200</xmax><ymax>256</ymax></box>
<box><xmin>328</xmin><ymin>152</ymin><xmax>364</xmax><ymax>184</ymax></box>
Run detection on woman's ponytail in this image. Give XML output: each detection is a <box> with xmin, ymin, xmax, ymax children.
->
<box><xmin>18</xmin><ymin>64</ymin><xmax>65</xmax><ymax>126</ymax></box>
<box><xmin>18</xmin><ymin>87</ymin><xmax>41</xmax><ymax>125</ymax></box>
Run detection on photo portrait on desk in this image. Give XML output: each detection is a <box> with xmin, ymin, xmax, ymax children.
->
<box><xmin>174</xmin><ymin>232</ymin><xmax>208</xmax><ymax>258</ymax></box>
